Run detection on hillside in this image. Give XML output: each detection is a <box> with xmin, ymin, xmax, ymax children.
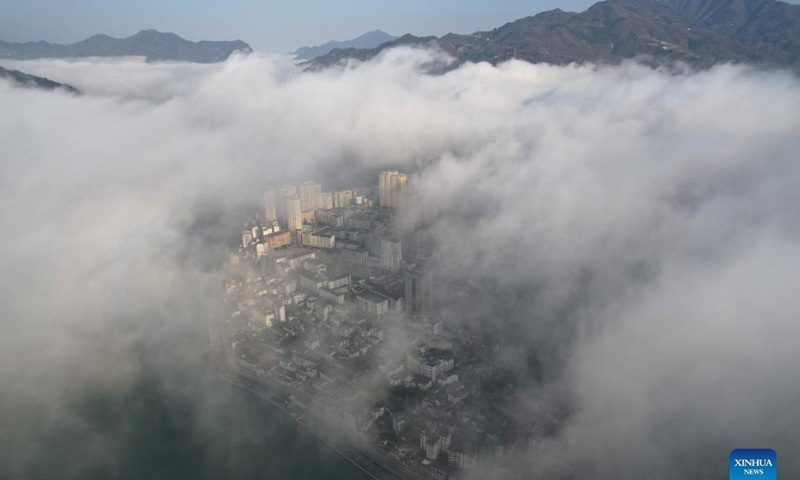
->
<box><xmin>308</xmin><ymin>0</ymin><xmax>800</xmax><ymax>70</ymax></box>
<box><xmin>0</xmin><ymin>65</ymin><xmax>79</xmax><ymax>93</ymax></box>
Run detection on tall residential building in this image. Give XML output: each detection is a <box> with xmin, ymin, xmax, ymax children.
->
<box><xmin>404</xmin><ymin>266</ymin><xmax>434</xmax><ymax>318</ymax></box>
<box><xmin>263</xmin><ymin>189</ymin><xmax>277</xmax><ymax>221</ymax></box>
<box><xmin>379</xmin><ymin>171</ymin><xmax>408</xmax><ymax>209</ymax></box>
<box><xmin>275</xmin><ymin>185</ymin><xmax>297</xmax><ymax>225</ymax></box>
<box><xmin>285</xmin><ymin>196</ymin><xmax>303</xmax><ymax>231</ymax></box>
<box><xmin>321</xmin><ymin>192</ymin><xmax>334</xmax><ymax>210</ymax></box>
<box><xmin>380</xmin><ymin>238</ymin><xmax>403</xmax><ymax>271</ymax></box>
<box><xmin>298</xmin><ymin>181</ymin><xmax>322</xmax><ymax>212</ymax></box>
<box><xmin>335</xmin><ymin>189</ymin><xmax>353</xmax><ymax>208</ymax></box>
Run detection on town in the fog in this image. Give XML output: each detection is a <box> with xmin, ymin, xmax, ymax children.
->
<box><xmin>215</xmin><ymin>171</ymin><xmax>551</xmax><ymax>480</ymax></box>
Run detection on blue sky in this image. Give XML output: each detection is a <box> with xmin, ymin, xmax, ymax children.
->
<box><xmin>0</xmin><ymin>0</ymin><xmax>600</xmax><ymax>52</ymax></box>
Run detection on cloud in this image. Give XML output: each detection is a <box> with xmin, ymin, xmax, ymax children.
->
<box><xmin>1</xmin><ymin>48</ymin><xmax>799</xmax><ymax>478</ymax></box>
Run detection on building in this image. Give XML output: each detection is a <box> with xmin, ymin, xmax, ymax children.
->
<box><xmin>335</xmin><ymin>189</ymin><xmax>353</xmax><ymax>208</ymax></box>
<box><xmin>301</xmin><ymin>210</ymin><xmax>316</xmax><ymax>224</ymax></box>
<box><xmin>340</xmin><ymin>248</ymin><xmax>369</xmax><ymax>265</ymax></box>
<box><xmin>298</xmin><ymin>181</ymin><xmax>322</xmax><ymax>212</ymax></box>
<box><xmin>404</xmin><ymin>266</ymin><xmax>434</xmax><ymax>318</ymax></box>
<box><xmin>264</xmin><ymin>189</ymin><xmax>277</xmax><ymax>221</ymax></box>
<box><xmin>356</xmin><ymin>290</ymin><xmax>390</xmax><ymax>316</ymax></box>
<box><xmin>378</xmin><ymin>170</ymin><xmax>408</xmax><ymax>209</ymax></box>
<box><xmin>275</xmin><ymin>185</ymin><xmax>297</xmax><ymax>225</ymax></box>
<box><xmin>285</xmin><ymin>196</ymin><xmax>303</xmax><ymax>231</ymax></box>
<box><xmin>321</xmin><ymin>192</ymin><xmax>334</xmax><ymax>210</ymax></box>
<box><xmin>298</xmin><ymin>271</ymin><xmax>351</xmax><ymax>292</ymax></box>
<box><xmin>380</xmin><ymin>238</ymin><xmax>402</xmax><ymax>271</ymax></box>
<box><xmin>404</xmin><ymin>316</ymin><xmax>442</xmax><ymax>336</ymax></box>
<box><xmin>427</xmin><ymin>336</ymin><xmax>453</xmax><ymax>351</ymax></box>
<box><xmin>274</xmin><ymin>250</ymin><xmax>315</xmax><ymax>269</ymax></box>
<box><xmin>420</xmin><ymin>426</ymin><xmax>452</xmax><ymax>461</ymax></box>
<box><xmin>391</xmin><ymin>411</ymin><xmax>407</xmax><ymax>434</ymax></box>
<box><xmin>261</xmin><ymin>220</ymin><xmax>280</xmax><ymax>236</ymax></box>
<box><xmin>446</xmin><ymin>382</ymin><xmax>469</xmax><ymax>404</ymax></box>
<box><xmin>263</xmin><ymin>299</ymin><xmax>286</xmax><ymax>327</ymax></box>
<box><xmin>265</xmin><ymin>230</ymin><xmax>292</xmax><ymax>250</ymax></box>
<box><xmin>406</xmin><ymin>354</ymin><xmax>454</xmax><ymax>382</ymax></box>
<box><xmin>242</xmin><ymin>230</ymin><xmax>253</xmax><ymax>248</ymax></box>
<box><xmin>449</xmin><ymin>448</ymin><xmax>478</xmax><ymax>470</ymax></box>
<box><xmin>317</xmin><ymin>208</ymin><xmax>350</xmax><ymax>228</ymax></box>
<box><xmin>301</xmin><ymin>231</ymin><xmax>336</xmax><ymax>249</ymax></box>
<box><xmin>298</xmin><ymin>270</ymin><xmax>350</xmax><ymax>305</ymax></box>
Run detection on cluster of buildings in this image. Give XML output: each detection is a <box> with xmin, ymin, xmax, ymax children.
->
<box><xmin>220</xmin><ymin>171</ymin><xmax>543</xmax><ymax>480</ymax></box>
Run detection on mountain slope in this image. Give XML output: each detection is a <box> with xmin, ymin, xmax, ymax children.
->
<box><xmin>0</xmin><ymin>30</ymin><xmax>251</xmax><ymax>63</ymax></box>
<box><xmin>293</xmin><ymin>30</ymin><xmax>397</xmax><ymax>60</ymax></box>
<box><xmin>0</xmin><ymin>65</ymin><xmax>79</xmax><ymax>93</ymax></box>
<box><xmin>308</xmin><ymin>0</ymin><xmax>800</xmax><ymax>70</ymax></box>
<box><xmin>665</xmin><ymin>0</ymin><xmax>800</xmax><ymax>63</ymax></box>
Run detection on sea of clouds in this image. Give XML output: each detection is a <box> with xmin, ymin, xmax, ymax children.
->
<box><xmin>1</xmin><ymin>49</ymin><xmax>799</xmax><ymax>479</ymax></box>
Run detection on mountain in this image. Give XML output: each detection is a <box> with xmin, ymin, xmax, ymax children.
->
<box><xmin>664</xmin><ymin>0</ymin><xmax>800</xmax><ymax>64</ymax></box>
<box><xmin>293</xmin><ymin>30</ymin><xmax>397</xmax><ymax>60</ymax></box>
<box><xmin>0</xmin><ymin>65</ymin><xmax>79</xmax><ymax>93</ymax></box>
<box><xmin>0</xmin><ymin>30</ymin><xmax>252</xmax><ymax>63</ymax></box>
<box><xmin>307</xmin><ymin>0</ymin><xmax>800</xmax><ymax>70</ymax></box>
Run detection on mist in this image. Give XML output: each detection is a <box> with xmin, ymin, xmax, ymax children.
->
<box><xmin>1</xmin><ymin>49</ymin><xmax>799</xmax><ymax>479</ymax></box>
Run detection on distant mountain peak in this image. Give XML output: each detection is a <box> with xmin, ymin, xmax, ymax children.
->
<box><xmin>293</xmin><ymin>30</ymin><xmax>398</xmax><ymax>60</ymax></box>
<box><xmin>0</xmin><ymin>31</ymin><xmax>251</xmax><ymax>63</ymax></box>
<box><xmin>133</xmin><ymin>29</ymin><xmax>180</xmax><ymax>39</ymax></box>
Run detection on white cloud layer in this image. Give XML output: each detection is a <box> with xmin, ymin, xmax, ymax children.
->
<box><xmin>1</xmin><ymin>49</ymin><xmax>799</xmax><ymax>478</ymax></box>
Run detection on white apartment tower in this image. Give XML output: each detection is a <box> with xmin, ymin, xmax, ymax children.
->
<box><xmin>285</xmin><ymin>196</ymin><xmax>303</xmax><ymax>231</ymax></box>
<box><xmin>378</xmin><ymin>171</ymin><xmax>408</xmax><ymax>209</ymax></box>
<box><xmin>380</xmin><ymin>238</ymin><xmax>403</xmax><ymax>271</ymax></box>
<box><xmin>264</xmin><ymin>189</ymin><xmax>277</xmax><ymax>221</ymax></box>
<box><xmin>321</xmin><ymin>192</ymin><xmax>334</xmax><ymax>210</ymax></box>
<box><xmin>298</xmin><ymin>181</ymin><xmax>323</xmax><ymax>212</ymax></box>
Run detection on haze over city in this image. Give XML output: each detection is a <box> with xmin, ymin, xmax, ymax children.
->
<box><xmin>1</xmin><ymin>1</ymin><xmax>799</xmax><ymax>480</ymax></box>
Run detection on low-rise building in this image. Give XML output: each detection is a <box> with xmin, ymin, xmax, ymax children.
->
<box><xmin>449</xmin><ymin>447</ymin><xmax>478</xmax><ymax>470</ymax></box>
<box><xmin>266</xmin><ymin>230</ymin><xmax>292</xmax><ymax>250</ymax></box>
<box><xmin>302</xmin><ymin>231</ymin><xmax>336</xmax><ymax>249</ymax></box>
<box><xmin>355</xmin><ymin>289</ymin><xmax>390</xmax><ymax>316</ymax></box>
<box><xmin>406</xmin><ymin>354</ymin><xmax>454</xmax><ymax>382</ymax></box>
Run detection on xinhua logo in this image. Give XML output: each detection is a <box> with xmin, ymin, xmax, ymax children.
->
<box><xmin>730</xmin><ymin>449</ymin><xmax>777</xmax><ymax>480</ymax></box>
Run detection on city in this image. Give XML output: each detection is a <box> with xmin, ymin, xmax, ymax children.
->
<box><xmin>214</xmin><ymin>171</ymin><xmax>549</xmax><ymax>480</ymax></box>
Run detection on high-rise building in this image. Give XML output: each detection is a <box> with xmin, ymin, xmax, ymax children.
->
<box><xmin>264</xmin><ymin>189</ymin><xmax>277</xmax><ymax>221</ymax></box>
<box><xmin>379</xmin><ymin>171</ymin><xmax>408</xmax><ymax>209</ymax></box>
<box><xmin>298</xmin><ymin>181</ymin><xmax>322</xmax><ymax>212</ymax></box>
<box><xmin>335</xmin><ymin>189</ymin><xmax>353</xmax><ymax>208</ymax></box>
<box><xmin>285</xmin><ymin>196</ymin><xmax>303</xmax><ymax>231</ymax></box>
<box><xmin>275</xmin><ymin>185</ymin><xmax>297</xmax><ymax>225</ymax></box>
<box><xmin>321</xmin><ymin>192</ymin><xmax>334</xmax><ymax>210</ymax></box>
<box><xmin>380</xmin><ymin>238</ymin><xmax>403</xmax><ymax>271</ymax></box>
<box><xmin>404</xmin><ymin>266</ymin><xmax>433</xmax><ymax>318</ymax></box>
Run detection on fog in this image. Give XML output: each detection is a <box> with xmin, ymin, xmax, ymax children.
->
<box><xmin>1</xmin><ymin>49</ymin><xmax>799</xmax><ymax>479</ymax></box>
